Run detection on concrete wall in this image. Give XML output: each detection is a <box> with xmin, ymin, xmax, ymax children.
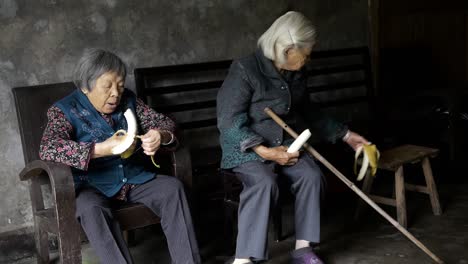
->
<box><xmin>0</xmin><ymin>0</ymin><xmax>367</xmax><ymax>254</ymax></box>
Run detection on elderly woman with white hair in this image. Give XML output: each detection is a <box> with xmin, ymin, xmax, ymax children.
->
<box><xmin>39</xmin><ymin>49</ymin><xmax>200</xmax><ymax>264</ymax></box>
<box><xmin>217</xmin><ymin>11</ymin><xmax>369</xmax><ymax>264</ymax></box>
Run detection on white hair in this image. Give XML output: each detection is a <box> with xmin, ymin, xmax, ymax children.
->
<box><xmin>258</xmin><ymin>11</ymin><xmax>317</xmax><ymax>63</ymax></box>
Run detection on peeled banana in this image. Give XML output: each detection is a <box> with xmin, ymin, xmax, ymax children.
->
<box><xmin>110</xmin><ymin>108</ymin><xmax>160</xmax><ymax>168</ymax></box>
<box><xmin>354</xmin><ymin>144</ymin><xmax>380</xmax><ymax>181</ymax></box>
<box><xmin>287</xmin><ymin>129</ymin><xmax>311</xmax><ymax>153</ymax></box>
<box><xmin>111</xmin><ymin>109</ymin><xmax>138</xmax><ymax>156</ymax></box>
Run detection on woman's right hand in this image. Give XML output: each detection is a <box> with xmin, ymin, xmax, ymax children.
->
<box><xmin>253</xmin><ymin>145</ymin><xmax>299</xmax><ymax>166</ymax></box>
<box><xmin>92</xmin><ymin>132</ymin><xmax>129</xmax><ymax>158</ymax></box>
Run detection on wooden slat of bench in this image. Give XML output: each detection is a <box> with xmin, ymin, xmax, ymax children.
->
<box><xmin>143</xmin><ymin>80</ymin><xmax>224</xmax><ymax>95</ymax></box>
<box><xmin>307</xmin><ymin>64</ymin><xmax>365</xmax><ymax>76</ymax></box>
<box><xmin>180</xmin><ymin>118</ymin><xmax>217</xmax><ymax>129</ymax></box>
<box><xmin>135</xmin><ymin>60</ymin><xmax>232</xmax><ymax>75</ymax></box>
<box><xmin>308</xmin><ymin>80</ymin><xmax>367</xmax><ymax>93</ymax></box>
<box><xmin>314</xmin><ymin>96</ymin><xmax>368</xmax><ymax>108</ymax></box>
<box><xmin>311</xmin><ymin>47</ymin><xmax>368</xmax><ymax>59</ymax></box>
<box><xmin>155</xmin><ymin>100</ymin><xmax>216</xmax><ymax>113</ymax></box>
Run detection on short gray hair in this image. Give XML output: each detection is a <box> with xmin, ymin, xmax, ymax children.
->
<box><xmin>258</xmin><ymin>11</ymin><xmax>317</xmax><ymax>64</ymax></box>
<box><xmin>74</xmin><ymin>49</ymin><xmax>127</xmax><ymax>91</ymax></box>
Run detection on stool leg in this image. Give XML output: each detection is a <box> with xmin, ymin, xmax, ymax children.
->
<box><xmin>395</xmin><ymin>166</ymin><xmax>407</xmax><ymax>228</ymax></box>
<box><xmin>421</xmin><ymin>158</ymin><xmax>442</xmax><ymax>215</ymax></box>
<box><xmin>354</xmin><ymin>171</ymin><xmax>374</xmax><ymax>220</ymax></box>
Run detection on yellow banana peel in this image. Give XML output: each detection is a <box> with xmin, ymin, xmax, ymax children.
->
<box><xmin>120</xmin><ymin>138</ymin><xmax>137</xmax><ymax>159</ymax></box>
<box><xmin>354</xmin><ymin>144</ymin><xmax>380</xmax><ymax>181</ymax></box>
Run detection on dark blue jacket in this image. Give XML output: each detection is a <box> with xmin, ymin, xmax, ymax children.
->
<box><xmin>217</xmin><ymin>49</ymin><xmax>348</xmax><ymax>169</ymax></box>
<box><xmin>55</xmin><ymin>89</ymin><xmax>154</xmax><ymax>197</ymax></box>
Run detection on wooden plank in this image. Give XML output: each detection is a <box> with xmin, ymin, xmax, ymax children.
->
<box><xmin>311</xmin><ymin>47</ymin><xmax>368</xmax><ymax>59</ymax></box>
<box><xmin>307</xmin><ymin>64</ymin><xmax>365</xmax><ymax>77</ymax></box>
<box><xmin>143</xmin><ymin>80</ymin><xmax>223</xmax><ymax>95</ymax></box>
<box><xmin>378</xmin><ymin>144</ymin><xmax>439</xmax><ymax>171</ymax></box>
<box><xmin>154</xmin><ymin>100</ymin><xmax>216</xmax><ymax>113</ymax></box>
<box><xmin>134</xmin><ymin>60</ymin><xmax>232</xmax><ymax>75</ymax></box>
<box><xmin>369</xmin><ymin>195</ymin><xmax>397</xmax><ymax>206</ymax></box>
<box><xmin>314</xmin><ymin>96</ymin><xmax>368</xmax><ymax>108</ymax></box>
<box><xmin>405</xmin><ymin>183</ymin><xmax>429</xmax><ymax>194</ymax></box>
<box><xmin>179</xmin><ymin>118</ymin><xmax>217</xmax><ymax>129</ymax></box>
<box><xmin>307</xmin><ymin>80</ymin><xmax>366</xmax><ymax>93</ymax></box>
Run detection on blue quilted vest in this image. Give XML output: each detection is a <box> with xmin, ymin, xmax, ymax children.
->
<box><xmin>55</xmin><ymin>89</ymin><xmax>155</xmax><ymax>197</ymax></box>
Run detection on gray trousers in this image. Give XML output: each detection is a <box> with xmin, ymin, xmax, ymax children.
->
<box><xmin>75</xmin><ymin>175</ymin><xmax>201</xmax><ymax>264</ymax></box>
<box><xmin>232</xmin><ymin>154</ymin><xmax>323</xmax><ymax>260</ymax></box>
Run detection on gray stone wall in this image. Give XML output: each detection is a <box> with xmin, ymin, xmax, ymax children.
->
<box><xmin>0</xmin><ymin>0</ymin><xmax>367</xmax><ymax>238</ymax></box>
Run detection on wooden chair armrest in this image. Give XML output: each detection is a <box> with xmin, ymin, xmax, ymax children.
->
<box><xmin>19</xmin><ymin>160</ymin><xmax>75</xmax><ymax>187</ymax></box>
<box><xmin>169</xmin><ymin>144</ymin><xmax>193</xmax><ymax>189</ymax></box>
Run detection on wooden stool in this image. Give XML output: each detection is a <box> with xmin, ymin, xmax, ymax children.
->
<box><xmin>355</xmin><ymin>144</ymin><xmax>442</xmax><ymax>227</ymax></box>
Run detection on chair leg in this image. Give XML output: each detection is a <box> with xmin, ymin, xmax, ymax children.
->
<box><xmin>421</xmin><ymin>158</ymin><xmax>442</xmax><ymax>215</ymax></box>
<box><xmin>354</xmin><ymin>171</ymin><xmax>374</xmax><ymax>220</ymax></box>
<box><xmin>35</xmin><ymin>225</ymin><xmax>50</xmax><ymax>264</ymax></box>
<box><xmin>394</xmin><ymin>166</ymin><xmax>407</xmax><ymax>228</ymax></box>
<box><xmin>54</xmin><ymin>186</ymin><xmax>82</xmax><ymax>264</ymax></box>
<box><xmin>30</xmin><ymin>181</ymin><xmax>50</xmax><ymax>264</ymax></box>
<box><xmin>273</xmin><ymin>205</ymin><xmax>282</xmax><ymax>242</ymax></box>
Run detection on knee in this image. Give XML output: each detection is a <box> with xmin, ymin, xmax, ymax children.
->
<box><xmin>166</xmin><ymin>177</ymin><xmax>184</xmax><ymax>194</ymax></box>
<box><xmin>299</xmin><ymin>170</ymin><xmax>322</xmax><ymax>189</ymax></box>
<box><xmin>255</xmin><ymin>176</ymin><xmax>279</xmax><ymax>194</ymax></box>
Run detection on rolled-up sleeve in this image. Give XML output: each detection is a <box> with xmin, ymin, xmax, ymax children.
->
<box><xmin>39</xmin><ymin>106</ymin><xmax>93</xmax><ymax>170</ymax></box>
<box><xmin>217</xmin><ymin>62</ymin><xmax>264</xmax><ymax>152</ymax></box>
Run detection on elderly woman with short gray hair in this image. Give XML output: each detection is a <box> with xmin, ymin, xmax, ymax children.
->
<box><xmin>39</xmin><ymin>49</ymin><xmax>200</xmax><ymax>264</ymax></box>
<box><xmin>217</xmin><ymin>11</ymin><xmax>369</xmax><ymax>264</ymax></box>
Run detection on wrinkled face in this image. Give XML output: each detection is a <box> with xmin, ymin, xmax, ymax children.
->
<box><xmin>281</xmin><ymin>46</ymin><xmax>312</xmax><ymax>71</ymax></box>
<box><xmin>82</xmin><ymin>71</ymin><xmax>125</xmax><ymax>114</ymax></box>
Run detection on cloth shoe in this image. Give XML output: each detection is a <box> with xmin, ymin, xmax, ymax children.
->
<box><xmin>291</xmin><ymin>246</ymin><xmax>324</xmax><ymax>264</ymax></box>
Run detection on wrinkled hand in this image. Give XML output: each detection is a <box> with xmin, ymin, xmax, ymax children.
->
<box><xmin>254</xmin><ymin>145</ymin><xmax>299</xmax><ymax>166</ymax></box>
<box><xmin>140</xmin><ymin>129</ymin><xmax>161</xmax><ymax>156</ymax></box>
<box><xmin>344</xmin><ymin>130</ymin><xmax>370</xmax><ymax>150</ymax></box>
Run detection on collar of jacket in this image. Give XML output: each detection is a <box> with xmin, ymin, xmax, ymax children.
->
<box><xmin>254</xmin><ymin>49</ymin><xmax>305</xmax><ymax>81</ymax></box>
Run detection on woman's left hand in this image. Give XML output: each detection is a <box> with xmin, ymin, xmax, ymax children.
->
<box><xmin>343</xmin><ymin>130</ymin><xmax>370</xmax><ymax>150</ymax></box>
<box><xmin>140</xmin><ymin>129</ymin><xmax>162</xmax><ymax>156</ymax></box>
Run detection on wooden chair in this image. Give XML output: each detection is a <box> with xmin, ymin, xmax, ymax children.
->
<box><xmin>13</xmin><ymin>82</ymin><xmax>192</xmax><ymax>264</ymax></box>
<box><xmin>355</xmin><ymin>144</ymin><xmax>442</xmax><ymax>228</ymax></box>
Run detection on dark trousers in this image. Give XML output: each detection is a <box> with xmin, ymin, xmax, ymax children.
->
<box><xmin>232</xmin><ymin>154</ymin><xmax>323</xmax><ymax>261</ymax></box>
<box><xmin>75</xmin><ymin>175</ymin><xmax>201</xmax><ymax>264</ymax></box>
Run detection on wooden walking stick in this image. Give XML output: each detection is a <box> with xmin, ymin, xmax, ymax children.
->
<box><xmin>264</xmin><ymin>107</ymin><xmax>444</xmax><ymax>264</ymax></box>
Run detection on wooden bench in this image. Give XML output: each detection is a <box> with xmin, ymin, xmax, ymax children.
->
<box><xmin>13</xmin><ymin>82</ymin><xmax>191</xmax><ymax>263</ymax></box>
<box><xmin>355</xmin><ymin>144</ymin><xmax>442</xmax><ymax>228</ymax></box>
<box><xmin>134</xmin><ymin>46</ymin><xmax>375</xmax><ymax>248</ymax></box>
